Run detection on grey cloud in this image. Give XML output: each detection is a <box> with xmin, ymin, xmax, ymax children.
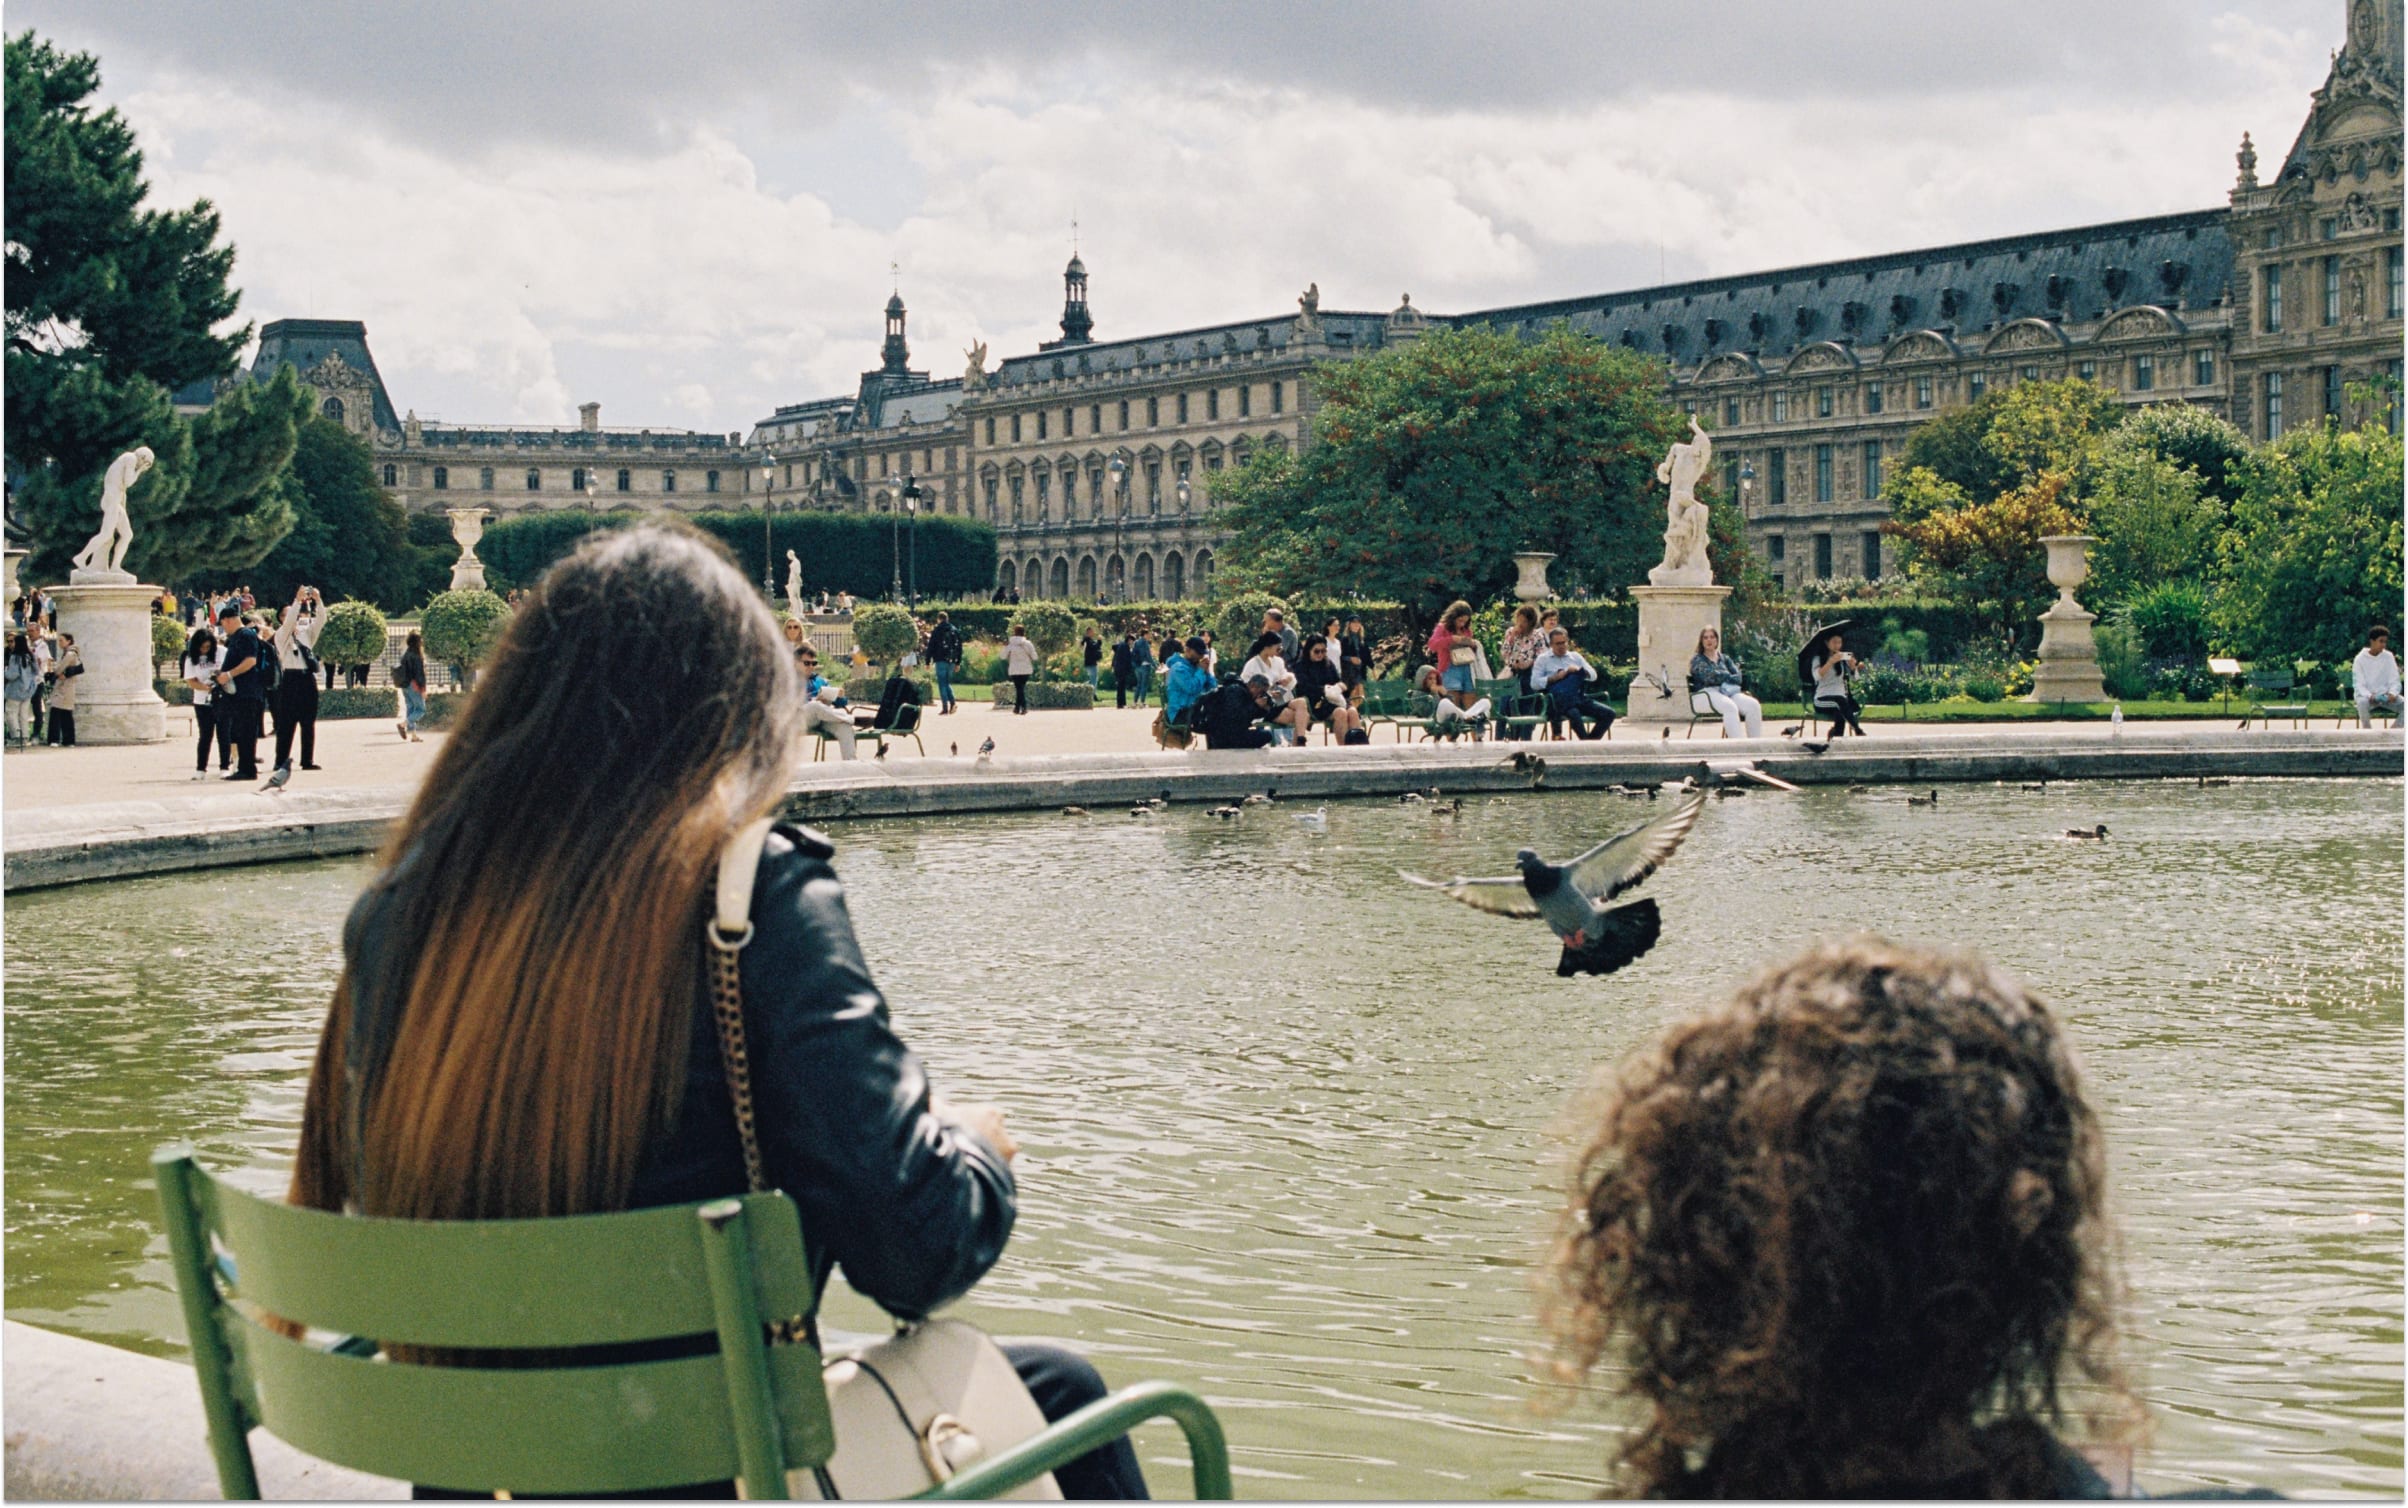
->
<box><xmin>14</xmin><ymin>0</ymin><xmax>2339</xmax><ymax>157</ymax></box>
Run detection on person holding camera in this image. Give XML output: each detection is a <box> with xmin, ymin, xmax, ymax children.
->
<box><xmin>273</xmin><ymin>586</ymin><xmax>326</xmax><ymax>772</ymax></box>
<box><xmin>1239</xmin><ymin>631</ymin><xmax>1311</xmax><ymax>745</ymax></box>
<box><xmin>1810</xmin><ymin>630</ymin><xmax>1867</xmax><ymax>739</ymax></box>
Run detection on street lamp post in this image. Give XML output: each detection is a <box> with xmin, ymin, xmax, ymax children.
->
<box><xmin>881</xmin><ymin>487</ymin><xmax>904</xmax><ymax>602</ymax></box>
<box><xmin>761</xmin><ymin>462</ymin><xmax>777</xmax><ymax>601</ymax></box>
<box><xmin>1106</xmin><ymin>449</ymin><xmax>1132</xmax><ymax>604</ymax></box>
<box><xmin>900</xmin><ymin>479</ymin><xmax>923</xmax><ymax>602</ymax></box>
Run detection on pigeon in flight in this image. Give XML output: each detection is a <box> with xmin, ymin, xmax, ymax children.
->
<box><xmin>1401</xmin><ymin>793</ymin><xmax>1705</xmax><ymax>977</ymax></box>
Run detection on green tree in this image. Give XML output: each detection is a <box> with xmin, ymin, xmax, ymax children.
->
<box><xmin>1886</xmin><ymin>471</ymin><xmax>2081</xmax><ymax>644</ymax></box>
<box><xmin>1213</xmin><ymin>591</ymin><xmax>1290</xmax><ymax>650</ymax></box>
<box><xmin>419</xmin><ymin>588</ymin><xmax>511</xmax><ymax>686</ymax></box>
<box><xmin>1014</xmin><ymin>600</ymin><xmax>1076</xmax><ymax>676</ymax></box>
<box><xmin>1980</xmin><ymin>378</ymin><xmax>2121</xmax><ymax>487</ymax></box>
<box><xmin>5</xmin><ymin>31</ymin><xmax>282</xmax><ymax>582</ymax></box>
<box><xmin>250</xmin><ymin>416</ymin><xmax>415</xmax><ymax>607</ymax></box>
<box><xmin>1886</xmin><ymin>391</ymin><xmax>2010</xmax><ymax>507</ymax></box>
<box><xmin>312</xmin><ymin>598</ymin><xmax>390</xmax><ymax>670</ymax></box>
<box><xmin>2082</xmin><ymin>446</ymin><xmax>2220</xmax><ymax>606</ymax></box>
<box><xmin>850</xmin><ymin>602</ymin><xmax>919</xmax><ymax>670</ymax></box>
<box><xmin>2109</xmin><ymin>403</ymin><xmax>2249</xmax><ymax>509</ymax></box>
<box><xmin>1210</xmin><ymin>325</ymin><xmax>1682</xmax><ymax>629</ymax></box>
<box><xmin>2214</xmin><ymin>418</ymin><xmax>2405</xmax><ymax>662</ymax></box>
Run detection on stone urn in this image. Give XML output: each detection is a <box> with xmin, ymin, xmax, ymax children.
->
<box><xmin>1510</xmin><ymin>551</ymin><xmax>1556</xmax><ymax>604</ymax></box>
<box><xmin>2028</xmin><ymin>534</ymin><xmax>2106</xmax><ymax>703</ymax></box>
<box><xmin>3</xmin><ymin>546</ymin><xmax>24</xmax><ymax>605</ymax></box>
<box><xmin>447</xmin><ymin>507</ymin><xmax>491</xmax><ymax>592</ymax></box>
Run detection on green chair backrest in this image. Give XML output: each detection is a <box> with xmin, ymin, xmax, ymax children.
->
<box><xmin>2247</xmin><ymin>668</ymin><xmax>2295</xmax><ymax>693</ymax></box>
<box><xmin>152</xmin><ymin>1145</ymin><xmax>834</xmax><ymax>1500</ymax></box>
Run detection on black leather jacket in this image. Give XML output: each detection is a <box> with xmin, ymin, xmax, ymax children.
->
<box><xmin>342</xmin><ymin>823</ymin><xmax>1015</xmax><ymax>1322</ymax></box>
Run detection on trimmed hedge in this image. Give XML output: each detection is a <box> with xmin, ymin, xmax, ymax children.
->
<box><xmin>419</xmin><ymin>690</ymin><xmax>471</xmax><ymax>730</ymax></box>
<box><xmin>911</xmin><ymin>598</ymin><xmax>1411</xmax><ymax>644</ymax></box>
<box><xmin>322</xmin><ymin>687</ymin><xmax>400</xmax><ymax>719</ymax></box>
<box><xmin>473</xmin><ymin>510</ymin><xmax>999</xmax><ymax>599</ymax></box>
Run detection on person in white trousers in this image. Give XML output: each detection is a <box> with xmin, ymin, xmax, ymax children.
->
<box><xmin>1689</xmin><ymin>627</ymin><xmax>1764</xmax><ymax>738</ymax></box>
<box><xmin>2351</xmin><ymin>625</ymin><xmax>2401</xmax><ymax>727</ymax></box>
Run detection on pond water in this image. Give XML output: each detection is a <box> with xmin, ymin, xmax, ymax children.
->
<box><xmin>5</xmin><ymin>779</ymin><xmax>2400</xmax><ymax>1498</ymax></box>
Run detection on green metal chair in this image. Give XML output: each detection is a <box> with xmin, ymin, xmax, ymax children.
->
<box><xmin>153</xmin><ymin>1145</ymin><xmax>1233</xmax><ymax>1500</ymax></box>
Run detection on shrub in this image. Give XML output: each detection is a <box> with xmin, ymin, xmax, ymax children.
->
<box><xmin>1962</xmin><ymin>674</ymin><xmax>2008</xmax><ymax>703</ymax></box>
<box><xmin>155</xmin><ymin>679</ymin><xmax>193</xmax><ymax>704</ymax></box>
<box><xmin>1214</xmin><ymin>591</ymin><xmax>1290</xmax><ymax>650</ymax></box>
<box><xmin>151</xmin><ymin>613</ymin><xmax>191</xmax><ymax>674</ymax></box>
<box><xmin>1018</xmin><ymin>680</ymin><xmax>1095</xmax><ymax>710</ymax></box>
<box><xmin>419</xmin><ymin>589</ymin><xmax>511</xmax><ymax>681</ymax></box>
<box><xmin>1876</xmin><ymin>617</ymin><xmax>1930</xmax><ymax>664</ymax></box>
<box><xmin>320</xmin><ymin>687</ymin><xmax>400</xmax><ymax>720</ymax></box>
<box><xmin>314</xmin><ymin>599</ymin><xmax>390</xmax><ymax>668</ymax></box>
<box><xmin>2096</xmin><ymin>622</ymin><xmax>2149</xmax><ymax>700</ymax></box>
<box><xmin>474</xmin><ymin>509</ymin><xmax>1000</xmax><ymax>600</ymax></box>
<box><xmin>419</xmin><ymin>690</ymin><xmax>470</xmax><ymax>730</ymax></box>
<box><xmin>1859</xmin><ymin>666</ymin><xmax>1915</xmax><ymax>706</ymax></box>
<box><xmin>1014</xmin><ymin>601</ymin><xmax>1077</xmax><ymax>673</ymax></box>
<box><xmin>2119</xmin><ymin>581</ymin><xmax>2212</xmax><ymax>662</ymax></box>
<box><xmin>850</xmin><ymin>603</ymin><xmax>919</xmax><ymax>668</ymax></box>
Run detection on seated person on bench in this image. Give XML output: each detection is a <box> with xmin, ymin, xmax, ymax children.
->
<box><xmin>793</xmin><ymin>646</ymin><xmax>857</xmax><ymax>759</ymax></box>
<box><xmin>1292</xmin><ymin>637</ymin><xmax>1365</xmax><ymax>742</ymax></box>
<box><xmin>1531</xmin><ymin>626</ymin><xmax>1617</xmax><ymax>739</ymax></box>
<box><xmin>2353</xmin><ymin>625</ymin><xmax>2401</xmax><ymax>727</ymax></box>
<box><xmin>1414</xmin><ymin>662</ymin><xmax>1490</xmax><ymax>738</ymax></box>
<box><xmin>1194</xmin><ymin>674</ymin><xmax>1280</xmax><ymax>750</ymax></box>
<box><xmin>1810</xmin><ymin>632</ymin><xmax>1868</xmax><ymax>738</ymax></box>
<box><xmin>1690</xmin><ymin>627</ymin><xmax>1764</xmax><ymax>738</ymax></box>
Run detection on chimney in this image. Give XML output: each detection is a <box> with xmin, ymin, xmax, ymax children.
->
<box><xmin>579</xmin><ymin>402</ymin><xmax>601</xmax><ymax>432</ymax></box>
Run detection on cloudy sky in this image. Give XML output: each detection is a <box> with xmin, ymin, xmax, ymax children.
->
<box><xmin>17</xmin><ymin>1</ymin><xmax>2344</xmax><ymax>433</ymax></box>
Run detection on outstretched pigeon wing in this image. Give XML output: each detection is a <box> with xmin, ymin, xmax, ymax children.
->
<box><xmin>1562</xmin><ymin>793</ymin><xmax>1706</xmax><ymax>901</ymax></box>
<box><xmin>1399</xmin><ymin>870</ymin><xmax>1541</xmax><ymax>919</ymax></box>
<box><xmin>1555</xmin><ymin>898</ymin><xmax>1662</xmax><ymax>977</ymax></box>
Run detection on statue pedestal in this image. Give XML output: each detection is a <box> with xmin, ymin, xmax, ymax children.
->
<box><xmin>49</xmin><ymin>575</ymin><xmax>167</xmax><ymax>744</ymax></box>
<box><xmin>2028</xmin><ymin>601</ymin><xmax>2107</xmax><ymax>703</ymax></box>
<box><xmin>2027</xmin><ymin>534</ymin><xmax>2105</xmax><ymax>704</ymax></box>
<box><xmin>1623</xmin><ymin>584</ymin><xmax>1730</xmax><ymax>725</ymax></box>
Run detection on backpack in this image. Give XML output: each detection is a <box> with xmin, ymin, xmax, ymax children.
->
<box><xmin>255</xmin><ymin>632</ymin><xmax>283</xmax><ymax>689</ymax></box>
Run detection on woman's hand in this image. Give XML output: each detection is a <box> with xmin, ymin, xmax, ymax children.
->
<box><xmin>936</xmin><ymin>1099</ymin><xmax>1017</xmax><ymax>1162</ymax></box>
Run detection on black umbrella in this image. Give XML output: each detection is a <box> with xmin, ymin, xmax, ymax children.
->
<box><xmin>1796</xmin><ymin>619</ymin><xmax>1877</xmax><ymax>690</ymax></box>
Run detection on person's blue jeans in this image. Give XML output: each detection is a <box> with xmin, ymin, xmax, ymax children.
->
<box><xmin>999</xmin><ymin>1340</ymin><xmax>1150</xmax><ymax>1499</ymax></box>
<box><xmin>1134</xmin><ymin>666</ymin><xmax>1153</xmax><ymax>705</ymax></box>
<box><xmin>402</xmin><ymin>685</ymin><xmax>426</xmax><ymax>732</ymax></box>
<box><xmin>1085</xmin><ymin>665</ymin><xmax>1100</xmax><ymax>689</ymax></box>
<box><xmin>934</xmin><ymin>660</ymin><xmax>956</xmax><ymax>709</ymax></box>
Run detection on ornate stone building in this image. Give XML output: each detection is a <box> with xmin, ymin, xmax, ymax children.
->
<box><xmin>249</xmin><ymin>0</ymin><xmax>2398</xmax><ymax>601</ymax></box>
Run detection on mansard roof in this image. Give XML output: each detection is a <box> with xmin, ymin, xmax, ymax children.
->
<box><xmin>989</xmin><ymin>311</ymin><xmax>1392</xmax><ymax>388</ymax></box>
<box><xmin>1452</xmin><ymin>209</ymin><xmax>2235</xmax><ymax>369</ymax></box>
<box><xmin>248</xmin><ymin>318</ymin><xmax>403</xmax><ymax>431</ymax></box>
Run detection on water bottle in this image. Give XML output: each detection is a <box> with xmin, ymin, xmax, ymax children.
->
<box><xmin>2111</xmin><ymin>702</ymin><xmax>2124</xmax><ymax>728</ymax></box>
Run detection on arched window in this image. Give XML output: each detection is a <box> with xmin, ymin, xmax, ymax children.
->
<box><xmin>320</xmin><ymin>396</ymin><xmax>345</xmax><ymax>423</ymax></box>
<box><xmin>480</xmin><ymin>466</ymin><xmax>496</xmax><ymax>490</ymax></box>
<box><xmin>998</xmin><ymin>560</ymin><xmax>1018</xmax><ymax>597</ymax></box>
<box><xmin>432</xmin><ymin>465</ymin><xmax>449</xmax><ymax>490</ymax></box>
<box><xmin>381</xmin><ymin>463</ymin><xmax>398</xmax><ymax>487</ymax></box>
<box><xmin>706</xmin><ymin>470</ymin><xmax>721</xmax><ymax>493</ymax></box>
<box><xmin>1049</xmin><ymin>558</ymin><xmax>1070</xmax><ymax>598</ymax></box>
<box><xmin>1195</xmin><ymin>548</ymin><xmax>1214</xmax><ymax>597</ymax></box>
<box><xmin>1106</xmin><ymin>553</ymin><xmax>1127</xmax><ymax>600</ymax></box>
<box><xmin>1163</xmin><ymin>551</ymin><xmax>1185</xmax><ymax>601</ymax></box>
<box><xmin>616</xmin><ymin>468</ymin><xmax>632</xmax><ymax>492</ymax></box>
<box><xmin>1134</xmin><ymin>553</ymin><xmax>1154</xmax><ymax>600</ymax></box>
<box><xmin>662</xmin><ymin>470</ymin><xmax>678</xmax><ymax>493</ymax></box>
<box><xmin>1077</xmin><ymin>556</ymin><xmax>1097</xmax><ymax>598</ymax></box>
<box><xmin>525</xmin><ymin>468</ymin><xmax>541</xmax><ymax>491</ymax></box>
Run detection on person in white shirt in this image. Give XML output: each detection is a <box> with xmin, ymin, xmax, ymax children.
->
<box><xmin>793</xmin><ymin>646</ymin><xmax>858</xmax><ymax>757</ymax></box>
<box><xmin>2351</xmin><ymin>625</ymin><xmax>2401</xmax><ymax>727</ymax></box>
<box><xmin>182</xmin><ymin>627</ymin><xmax>228</xmax><ymax>777</ymax></box>
<box><xmin>1238</xmin><ymin>632</ymin><xmax>1311</xmax><ymax>744</ymax></box>
<box><xmin>272</xmin><ymin>587</ymin><xmax>325</xmax><ymax>772</ymax></box>
<box><xmin>1001</xmin><ymin>626</ymin><xmax>1038</xmax><ymax>714</ymax></box>
<box><xmin>1530</xmin><ymin>628</ymin><xmax>1618</xmax><ymax>739</ymax></box>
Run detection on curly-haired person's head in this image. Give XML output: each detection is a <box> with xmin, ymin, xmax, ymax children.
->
<box><xmin>1542</xmin><ymin>937</ymin><xmax>2132</xmax><ymax>1499</ymax></box>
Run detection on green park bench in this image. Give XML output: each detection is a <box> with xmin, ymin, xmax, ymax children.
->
<box><xmin>2340</xmin><ymin>667</ymin><xmax>2402</xmax><ymax>729</ymax></box>
<box><xmin>153</xmin><ymin>1145</ymin><xmax>1231</xmax><ymax>1501</ymax></box>
<box><xmin>2244</xmin><ymin>667</ymin><xmax>2310</xmax><ymax>729</ymax></box>
<box><xmin>1479</xmin><ymin>679</ymin><xmax>1550</xmax><ymax>741</ymax></box>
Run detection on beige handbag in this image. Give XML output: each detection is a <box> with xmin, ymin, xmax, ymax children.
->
<box><xmin>710</xmin><ymin>820</ymin><xmax>1063</xmax><ymax>1500</ymax></box>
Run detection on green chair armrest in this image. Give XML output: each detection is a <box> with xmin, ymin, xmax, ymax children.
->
<box><xmin>919</xmin><ymin>1380</ymin><xmax>1231</xmax><ymax>1501</ymax></box>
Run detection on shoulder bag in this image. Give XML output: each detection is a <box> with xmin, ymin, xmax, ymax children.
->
<box><xmin>710</xmin><ymin>821</ymin><xmax>1063</xmax><ymax>1501</ymax></box>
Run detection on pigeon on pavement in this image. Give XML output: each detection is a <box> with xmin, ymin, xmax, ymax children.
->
<box><xmin>259</xmin><ymin>764</ymin><xmax>292</xmax><ymax>796</ymax></box>
<box><xmin>1401</xmin><ymin>793</ymin><xmax>1706</xmax><ymax>977</ymax></box>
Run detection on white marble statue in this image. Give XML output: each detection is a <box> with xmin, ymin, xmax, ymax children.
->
<box><xmin>1648</xmin><ymin>417</ymin><xmax>1714</xmax><ymax>587</ymax></box>
<box><xmin>785</xmin><ymin>549</ymin><xmax>806</xmax><ymax>619</ymax></box>
<box><xmin>72</xmin><ymin>446</ymin><xmax>154</xmax><ymax>578</ymax></box>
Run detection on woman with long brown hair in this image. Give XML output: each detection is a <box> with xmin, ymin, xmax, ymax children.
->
<box><xmin>289</xmin><ymin>524</ymin><xmax>1146</xmax><ymax>1498</ymax></box>
<box><xmin>1542</xmin><ymin>938</ymin><xmax>2152</xmax><ymax>1499</ymax></box>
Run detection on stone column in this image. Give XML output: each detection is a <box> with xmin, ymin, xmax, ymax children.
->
<box><xmin>48</xmin><ymin>574</ymin><xmax>167</xmax><ymax>743</ymax></box>
<box><xmin>1624</xmin><ymin>584</ymin><xmax>1730</xmax><ymax>726</ymax></box>
<box><xmin>2028</xmin><ymin>534</ymin><xmax>2106</xmax><ymax>704</ymax></box>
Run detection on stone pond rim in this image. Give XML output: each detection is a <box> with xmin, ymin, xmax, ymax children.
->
<box><xmin>3</xmin><ymin>728</ymin><xmax>2397</xmax><ymax>893</ymax></box>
